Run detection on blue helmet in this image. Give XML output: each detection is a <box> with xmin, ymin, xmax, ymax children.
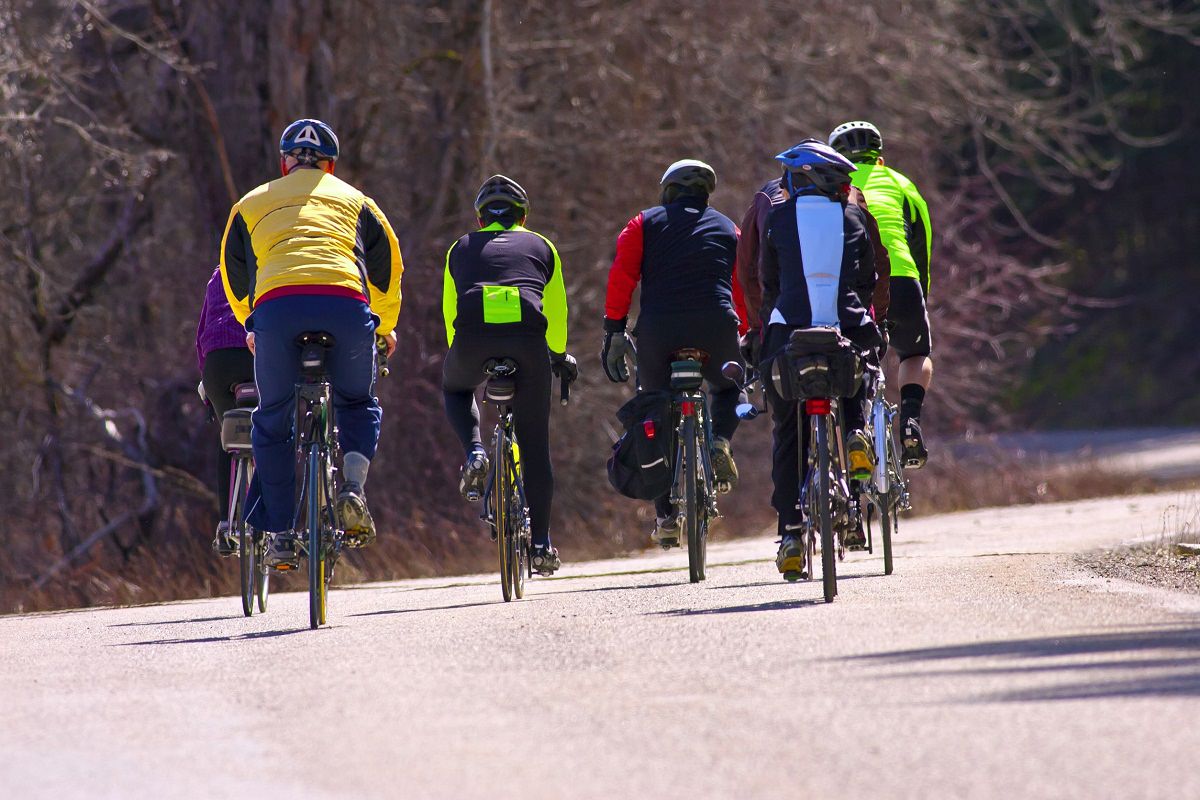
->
<box><xmin>775</xmin><ymin>139</ymin><xmax>856</xmax><ymax>197</ymax></box>
<box><xmin>279</xmin><ymin>118</ymin><xmax>340</xmax><ymax>162</ymax></box>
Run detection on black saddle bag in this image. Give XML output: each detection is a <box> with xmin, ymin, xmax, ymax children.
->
<box><xmin>607</xmin><ymin>390</ymin><xmax>673</xmax><ymax>500</ymax></box>
<box><xmin>770</xmin><ymin>326</ymin><xmax>861</xmax><ymax>401</ymax></box>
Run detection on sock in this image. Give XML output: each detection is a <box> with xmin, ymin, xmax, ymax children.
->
<box><xmin>343</xmin><ymin>451</ymin><xmax>370</xmax><ymax>488</ymax></box>
<box><xmin>900</xmin><ymin>384</ymin><xmax>926</xmax><ymax>422</ymax></box>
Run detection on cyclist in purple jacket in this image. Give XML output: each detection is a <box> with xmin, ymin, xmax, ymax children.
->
<box><xmin>196</xmin><ymin>266</ymin><xmax>255</xmax><ymax>556</ymax></box>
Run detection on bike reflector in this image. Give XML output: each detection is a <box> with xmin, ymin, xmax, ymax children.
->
<box><xmin>681</xmin><ymin>400</ymin><xmax>695</xmax><ymax>416</ymax></box>
<box><xmin>643</xmin><ymin>420</ymin><xmax>656</xmax><ymax>439</ymax></box>
<box><xmin>805</xmin><ymin>398</ymin><xmax>832</xmax><ymax>416</ymax></box>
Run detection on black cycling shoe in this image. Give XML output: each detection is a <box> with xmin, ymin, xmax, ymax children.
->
<box><xmin>337</xmin><ymin>482</ymin><xmax>376</xmax><ymax>547</ymax></box>
<box><xmin>459</xmin><ymin>447</ymin><xmax>489</xmax><ymax>502</ymax></box>
<box><xmin>652</xmin><ymin>516</ymin><xmax>681</xmax><ymax>548</ymax></box>
<box><xmin>710</xmin><ymin>437</ymin><xmax>738</xmax><ymax>493</ymax></box>
<box><xmin>212</xmin><ymin>521</ymin><xmax>238</xmax><ymax>558</ymax></box>
<box><xmin>843</xmin><ymin>518</ymin><xmax>867</xmax><ymax>551</ymax></box>
<box><xmin>531</xmin><ymin>543</ymin><xmax>560</xmax><ymax>576</ymax></box>
<box><xmin>776</xmin><ymin>534</ymin><xmax>807</xmax><ymax>581</ymax></box>
<box><xmin>901</xmin><ymin>417</ymin><xmax>928</xmax><ymax>469</ymax></box>
<box><xmin>266</xmin><ymin>532</ymin><xmax>300</xmax><ymax>571</ymax></box>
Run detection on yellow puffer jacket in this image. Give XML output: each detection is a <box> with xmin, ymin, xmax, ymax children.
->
<box><xmin>219</xmin><ymin>169</ymin><xmax>403</xmax><ymax>335</ymax></box>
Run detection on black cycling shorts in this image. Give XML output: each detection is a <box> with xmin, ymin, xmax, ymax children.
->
<box><xmin>888</xmin><ymin>276</ymin><xmax>931</xmax><ymax>359</ymax></box>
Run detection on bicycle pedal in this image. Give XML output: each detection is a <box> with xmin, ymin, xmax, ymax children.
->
<box><xmin>464</xmin><ymin>490</ymin><xmax>482</xmax><ymax>503</ymax></box>
<box><xmin>716</xmin><ymin>480</ymin><xmax>732</xmax><ymax>495</ymax></box>
<box><xmin>782</xmin><ymin>570</ymin><xmax>807</xmax><ymax>583</ymax></box>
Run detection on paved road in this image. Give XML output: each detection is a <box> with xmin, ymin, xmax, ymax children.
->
<box><xmin>953</xmin><ymin>427</ymin><xmax>1200</xmax><ymax>480</ymax></box>
<box><xmin>5</xmin><ymin>492</ymin><xmax>1200</xmax><ymax>799</ymax></box>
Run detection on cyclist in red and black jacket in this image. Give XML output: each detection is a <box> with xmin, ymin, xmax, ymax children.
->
<box><xmin>601</xmin><ymin>159</ymin><xmax>749</xmax><ymax>546</ymax></box>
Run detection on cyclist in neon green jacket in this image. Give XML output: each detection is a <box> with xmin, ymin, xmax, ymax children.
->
<box><xmin>441</xmin><ymin>175</ymin><xmax>576</xmax><ymax>575</ymax></box>
<box><xmin>830</xmin><ymin>121</ymin><xmax>933</xmax><ymax>468</ymax></box>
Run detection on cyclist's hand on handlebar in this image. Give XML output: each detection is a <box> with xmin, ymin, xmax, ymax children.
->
<box><xmin>245</xmin><ymin>332</ymin><xmax>256</xmax><ymax>355</ymax></box>
<box><xmin>739</xmin><ymin>329</ymin><xmax>761</xmax><ymax>368</ymax></box>
<box><xmin>381</xmin><ymin>331</ymin><xmax>397</xmax><ymax>358</ymax></box>
<box><xmin>601</xmin><ymin>317</ymin><xmax>635</xmax><ymax>383</ymax></box>
<box><xmin>550</xmin><ymin>352</ymin><xmax>579</xmax><ymax>384</ymax></box>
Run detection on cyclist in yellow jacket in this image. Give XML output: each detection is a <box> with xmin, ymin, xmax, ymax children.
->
<box><xmin>219</xmin><ymin>118</ymin><xmax>403</xmax><ymax>568</ymax></box>
<box><xmin>830</xmin><ymin>121</ymin><xmax>933</xmax><ymax>467</ymax></box>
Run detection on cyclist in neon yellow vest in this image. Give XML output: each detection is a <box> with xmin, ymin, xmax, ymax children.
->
<box><xmin>441</xmin><ymin>175</ymin><xmax>576</xmax><ymax>575</ymax></box>
<box><xmin>830</xmin><ymin>121</ymin><xmax>933</xmax><ymax>468</ymax></box>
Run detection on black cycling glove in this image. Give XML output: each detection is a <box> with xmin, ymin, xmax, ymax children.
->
<box><xmin>600</xmin><ymin>317</ymin><xmax>635</xmax><ymax>383</ymax></box>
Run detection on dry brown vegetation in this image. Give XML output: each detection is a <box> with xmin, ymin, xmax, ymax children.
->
<box><xmin>0</xmin><ymin>0</ymin><xmax>1194</xmax><ymax>612</ymax></box>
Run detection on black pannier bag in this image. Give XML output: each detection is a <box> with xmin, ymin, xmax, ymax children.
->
<box><xmin>769</xmin><ymin>326</ymin><xmax>861</xmax><ymax>401</ymax></box>
<box><xmin>607</xmin><ymin>390</ymin><xmax>674</xmax><ymax>500</ymax></box>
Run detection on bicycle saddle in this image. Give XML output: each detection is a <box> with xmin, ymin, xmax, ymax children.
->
<box><xmin>670</xmin><ymin>348</ymin><xmax>709</xmax><ymax>363</ymax></box>
<box><xmin>483</xmin><ymin>358</ymin><xmax>518</xmax><ymax>402</ymax></box>
<box><xmin>296</xmin><ymin>331</ymin><xmax>335</xmax><ymax>377</ymax></box>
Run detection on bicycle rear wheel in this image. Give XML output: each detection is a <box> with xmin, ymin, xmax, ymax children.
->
<box><xmin>255</xmin><ymin>529</ymin><xmax>270</xmax><ymax>612</ymax></box>
<box><xmin>230</xmin><ymin>459</ymin><xmax>255</xmax><ymax>617</ymax></box>
<box><xmin>307</xmin><ymin>446</ymin><xmax>328</xmax><ymax>629</ymax></box>
<box><xmin>510</xmin><ymin>457</ymin><xmax>527</xmax><ymax>599</ymax></box>
<box><xmin>495</xmin><ymin>429</ymin><xmax>513</xmax><ymax>602</ymax></box>
<box><xmin>815</xmin><ymin>415</ymin><xmax>837</xmax><ymax>603</ymax></box>
<box><xmin>683</xmin><ymin>415</ymin><xmax>706</xmax><ymax>583</ymax></box>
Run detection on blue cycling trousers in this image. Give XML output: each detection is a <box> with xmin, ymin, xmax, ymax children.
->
<box><xmin>245</xmin><ymin>295</ymin><xmax>380</xmax><ymax>533</ymax></box>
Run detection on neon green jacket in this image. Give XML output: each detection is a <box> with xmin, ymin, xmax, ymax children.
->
<box><xmin>442</xmin><ymin>222</ymin><xmax>568</xmax><ymax>352</ymax></box>
<box><xmin>849</xmin><ymin>163</ymin><xmax>932</xmax><ymax>294</ymax></box>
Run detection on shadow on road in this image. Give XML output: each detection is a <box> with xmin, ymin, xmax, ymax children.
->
<box><xmin>108</xmin><ymin>615</ymin><xmax>237</xmax><ymax>628</ymax></box>
<box><xmin>347</xmin><ymin>599</ymin><xmax>519</xmax><ymax>617</ymax></box>
<box><xmin>654</xmin><ymin>598</ymin><xmax>824</xmax><ymax>616</ymax></box>
<box><xmin>844</xmin><ymin>625</ymin><xmax>1200</xmax><ymax>700</ymax></box>
<box><xmin>116</xmin><ymin>628</ymin><xmax>310</xmax><ymax>646</ymax></box>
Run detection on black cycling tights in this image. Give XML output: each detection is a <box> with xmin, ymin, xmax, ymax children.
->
<box><xmin>442</xmin><ymin>332</ymin><xmax>554</xmax><ymax>546</ymax></box>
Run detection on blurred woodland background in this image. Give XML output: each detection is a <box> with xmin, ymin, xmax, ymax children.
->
<box><xmin>1</xmin><ymin>0</ymin><xmax>1196</xmax><ymax>611</ymax></box>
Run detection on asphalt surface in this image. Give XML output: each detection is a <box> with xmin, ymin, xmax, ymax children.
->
<box><xmin>5</xmin><ymin>491</ymin><xmax>1200</xmax><ymax>799</ymax></box>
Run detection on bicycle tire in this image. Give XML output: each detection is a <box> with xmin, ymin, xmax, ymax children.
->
<box><xmin>495</xmin><ymin>427</ymin><xmax>513</xmax><ymax>602</ymax></box>
<box><xmin>255</xmin><ymin>529</ymin><xmax>270</xmax><ymax>612</ymax></box>
<box><xmin>881</xmin><ymin>428</ymin><xmax>899</xmax><ymax>576</ymax></box>
<box><xmin>307</xmin><ymin>446</ymin><xmax>327</xmax><ymax>629</ymax></box>
<box><xmin>815</xmin><ymin>415</ymin><xmax>837</xmax><ymax>603</ymax></box>
<box><xmin>683</xmin><ymin>415</ymin><xmax>705</xmax><ymax>583</ymax></box>
<box><xmin>510</xmin><ymin>454</ymin><xmax>526</xmax><ymax>599</ymax></box>
<box><xmin>231</xmin><ymin>459</ymin><xmax>254</xmax><ymax>617</ymax></box>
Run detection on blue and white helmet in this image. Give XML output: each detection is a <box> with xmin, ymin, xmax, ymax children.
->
<box><xmin>775</xmin><ymin>139</ymin><xmax>857</xmax><ymax>197</ymax></box>
<box><xmin>279</xmin><ymin>118</ymin><xmax>340</xmax><ymax>162</ymax></box>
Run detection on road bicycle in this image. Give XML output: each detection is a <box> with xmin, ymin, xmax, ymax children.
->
<box><xmin>857</xmin><ymin>362</ymin><xmax>911</xmax><ymax>576</ymax></box>
<box><xmin>661</xmin><ymin>350</ymin><xmax>721</xmax><ymax>584</ymax></box>
<box><xmin>220</xmin><ymin>381</ymin><xmax>269</xmax><ymax>617</ymax></box>
<box><xmin>724</xmin><ymin>328</ymin><xmax>863</xmax><ymax>602</ymax></box>
<box><xmin>480</xmin><ymin>359</ymin><xmax>571</xmax><ymax>601</ymax></box>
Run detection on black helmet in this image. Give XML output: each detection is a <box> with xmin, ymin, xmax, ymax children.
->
<box><xmin>474</xmin><ymin>174</ymin><xmax>530</xmax><ymax>221</ymax></box>
<box><xmin>279</xmin><ymin>118</ymin><xmax>340</xmax><ymax>164</ymax></box>
<box><xmin>775</xmin><ymin>139</ymin><xmax>857</xmax><ymax>198</ymax></box>
<box><xmin>660</xmin><ymin>158</ymin><xmax>716</xmax><ymax>204</ymax></box>
<box><xmin>828</xmin><ymin>120</ymin><xmax>883</xmax><ymax>163</ymax></box>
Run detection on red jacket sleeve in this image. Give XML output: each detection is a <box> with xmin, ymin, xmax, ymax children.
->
<box><xmin>730</xmin><ymin>227</ymin><xmax>749</xmax><ymax>336</ymax></box>
<box><xmin>736</xmin><ymin>192</ymin><xmax>770</xmax><ymax>332</ymax></box>
<box><xmin>604</xmin><ymin>212</ymin><xmax>644</xmax><ymax>321</ymax></box>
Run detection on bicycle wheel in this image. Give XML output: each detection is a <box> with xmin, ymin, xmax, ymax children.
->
<box><xmin>509</xmin><ymin>455</ymin><xmax>527</xmax><ymax>599</ymax></box>
<box><xmin>881</xmin><ymin>428</ymin><xmax>900</xmax><ymax>576</ymax></box>
<box><xmin>683</xmin><ymin>415</ymin><xmax>706</xmax><ymax>583</ymax></box>
<box><xmin>495</xmin><ymin>428</ymin><xmax>513</xmax><ymax>602</ymax></box>
<box><xmin>255</xmin><ymin>528</ymin><xmax>270</xmax><ymax>612</ymax></box>
<box><xmin>307</xmin><ymin>446</ymin><xmax>328</xmax><ymax>629</ymax></box>
<box><xmin>230</xmin><ymin>458</ymin><xmax>254</xmax><ymax>617</ymax></box>
<box><xmin>814</xmin><ymin>414</ymin><xmax>837</xmax><ymax>603</ymax></box>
